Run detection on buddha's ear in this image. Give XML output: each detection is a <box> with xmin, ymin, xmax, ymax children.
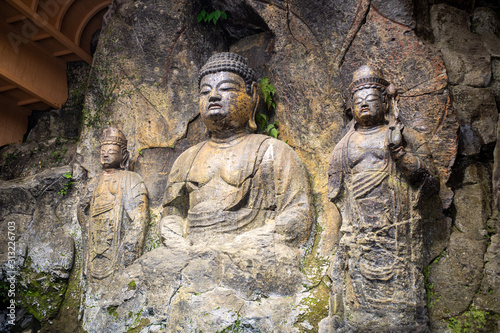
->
<box><xmin>249</xmin><ymin>82</ymin><xmax>259</xmax><ymax>131</ymax></box>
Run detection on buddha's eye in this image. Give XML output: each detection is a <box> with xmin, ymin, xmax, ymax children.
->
<box><xmin>219</xmin><ymin>84</ymin><xmax>238</xmax><ymax>91</ymax></box>
<box><xmin>354</xmin><ymin>98</ymin><xmax>363</xmax><ymax>105</ymax></box>
<box><xmin>200</xmin><ymin>88</ymin><xmax>210</xmax><ymax>95</ymax></box>
<box><xmin>366</xmin><ymin>95</ymin><xmax>379</xmax><ymax>102</ymax></box>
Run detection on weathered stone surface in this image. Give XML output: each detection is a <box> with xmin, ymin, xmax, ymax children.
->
<box><xmin>26</xmin><ymin>109</ymin><xmax>81</xmax><ymax>144</ymax></box>
<box><xmin>492</xmin><ymin>58</ymin><xmax>500</xmax><ymax>107</ymax></box>
<box><xmin>372</xmin><ymin>0</ymin><xmax>415</xmax><ymax>28</ymax></box>
<box><xmin>452</xmin><ymin>86</ymin><xmax>498</xmax><ymax>156</ymax></box>
<box><xmin>472</xmin><ymin>7</ymin><xmax>499</xmax><ymax>37</ymax></box>
<box><xmin>475</xmin><ymin>233</ymin><xmax>500</xmax><ymax>313</ymax></box>
<box><xmin>132</xmin><ymin>116</ymin><xmax>208</xmax><ymax>206</ymax></box>
<box><xmin>427</xmin><ymin>231</ymin><xmax>488</xmax><ymax>318</ymax></box>
<box><xmin>431</xmin><ymin>4</ymin><xmax>492</xmax><ymax>87</ymax></box>
<box><xmin>494</xmin><ymin>116</ymin><xmax>500</xmax><ymax>212</ymax></box>
<box><xmin>428</xmin><ymin>162</ymin><xmax>492</xmax><ymax>324</ymax></box>
<box><xmin>0</xmin><ymin>165</ymin><xmax>84</xmax><ymax>325</ymax></box>
<box><xmin>483</xmin><ymin>0</ymin><xmax>500</xmax><ymax>105</ymax></box>
<box><xmin>454</xmin><ymin>163</ymin><xmax>492</xmax><ymax>238</ymax></box>
<box><xmin>0</xmin><ymin>134</ymin><xmax>78</xmax><ymax>181</ymax></box>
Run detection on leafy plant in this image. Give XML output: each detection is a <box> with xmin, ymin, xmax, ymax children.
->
<box><xmin>256</xmin><ymin>114</ymin><xmax>279</xmax><ymax>138</ymax></box>
<box><xmin>197</xmin><ymin>9</ymin><xmax>227</xmax><ymax>25</ymax></box>
<box><xmin>255</xmin><ymin>77</ymin><xmax>280</xmax><ymax>138</ymax></box>
<box><xmin>58</xmin><ymin>172</ymin><xmax>74</xmax><ymax>195</ymax></box>
<box><xmin>51</xmin><ymin>146</ymin><xmax>67</xmax><ymax>166</ymax></box>
<box><xmin>260</xmin><ymin>77</ymin><xmax>276</xmax><ymax>110</ymax></box>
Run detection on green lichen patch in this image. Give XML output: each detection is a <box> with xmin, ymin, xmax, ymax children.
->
<box><xmin>294</xmin><ymin>282</ymin><xmax>330</xmax><ymax>332</ymax></box>
<box><xmin>443</xmin><ymin>304</ymin><xmax>499</xmax><ymax>333</ymax></box>
<box><xmin>128</xmin><ymin>280</ymin><xmax>137</xmax><ymax>290</ymax></box>
<box><xmin>18</xmin><ymin>270</ymin><xmax>68</xmax><ymax>323</ymax></box>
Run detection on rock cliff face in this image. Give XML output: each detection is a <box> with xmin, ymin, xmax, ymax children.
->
<box><xmin>0</xmin><ymin>0</ymin><xmax>499</xmax><ymax>332</ymax></box>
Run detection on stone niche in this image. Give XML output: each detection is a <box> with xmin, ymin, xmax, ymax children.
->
<box><xmin>1</xmin><ymin>0</ymin><xmax>500</xmax><ymax>332</ymax></box>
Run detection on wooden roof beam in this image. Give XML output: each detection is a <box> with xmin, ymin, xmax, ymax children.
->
<box><xmin>18</xmin><ymin>98</ymin><xmax>41</xmax><ymax>106</ymax></box>
<box><xmin>0</xmin><ymin>20</ymin><xmax>67</xmax><ymax>108</ymax></box>
<box><xmin>0</xmin><ymin>85</ymin><xmax>17</xmax><ymax>93</ymax></box>
<box><xmin>6</xmin><ymin>0</ymin><xmax>92</xmax><ymax>63</ymax></box>
<box><xmin>0</xmin><ymin>95</ymin><xmax>32</xmax><ymax>116</ymax></box>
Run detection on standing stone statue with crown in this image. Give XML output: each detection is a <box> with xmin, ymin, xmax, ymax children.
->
<box><xmin>321</xmin><ymin>66</ymin><xmax>439</xmax><ymax>332</ymax></box>
<box><xmin>78</xmin><ymin>127</ymin><xmax>149</xmax><ymax>280</ymax></box>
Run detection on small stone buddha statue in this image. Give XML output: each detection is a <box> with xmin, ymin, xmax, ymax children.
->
<box><xmin>78</xmin><ymin>127</ymin><xmax>149</xmax><ymax>280</ymax></box>
<box><xmin>324</xmin><ymin>66</ymin><xmax>439</xmax><ymax>332</ymax></box>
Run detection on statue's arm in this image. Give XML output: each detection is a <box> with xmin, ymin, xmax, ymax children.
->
<box><xmin>123</xmin><ymin>177</ymin><xmax>149</xmax><ymax>266</ymax></box>
<box><xmin>327</xmin><ymin>144</ymin><xmax>345</xmax><ymax>204</ymax></box>
<box><xmin>161</xmin><ymin>180</ymin><xmax>189</xmax><ymax>236</ymax></box>
<box><xmin>77</xmin><ymin>176</ymin><xmax>97</xmax><ymax>276</ymax></box>
<box><xmin>159</xmin><ymin>143</ymin><xmax>204</xmax><ymax>246</ymax></box>
<box><xmin>272</xmin><ymin>141</ymin><xmax>311</xmax><ymax>246</ymax></box>
<box><xmin>389</xmin><ymin>126</ymin><xmax>439</xmax><ymax>189</ymax></box>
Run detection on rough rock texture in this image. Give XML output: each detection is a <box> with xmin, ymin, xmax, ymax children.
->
<box><xmin>452</xmin><ymin>86</ymin><xmax>498</xmax><ymax>156</ymax></box>
<box><xmin>0</xmin><ymin>165</ymin><xmax>85</xmax><ymax>326</ymax></box>
<box><xmin>431</xmin><ymin>4</ymin><xmax>491</xmax><ymax>87</ymax></box>
<box><xmin>2</xmin><ymin>0</ymin><xmax>500</xmax><ymax>332</ymax></box>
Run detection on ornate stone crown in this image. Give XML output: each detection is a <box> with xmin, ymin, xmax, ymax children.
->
<box><xmin>101</xmin><ymin>127</ymin><xmax>127</xmax><ymax>150</ymax></box>
<box><xmin>198</xmin><ymin>52</ymin><xmax>257</xmax><ymax>92</ymax></box>
<box><xmin>349</xmin><ymin>65</ymin><xmax>389</xmax><ymax>96</ymax></box>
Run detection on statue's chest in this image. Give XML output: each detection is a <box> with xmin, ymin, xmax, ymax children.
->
<box><xmin>347</xmin><ymin>129</ymin><xmax>388</xmax><ymax>172</ymax></box>
<box><xmin>187</xmin><ymin>145</ymin><xmax>251</xmax><ymax>187</ymax></box>
<box><xmin>91</xmin><ymin>173</ymin><xmax>123</xmax><ymax>217</ymax></box>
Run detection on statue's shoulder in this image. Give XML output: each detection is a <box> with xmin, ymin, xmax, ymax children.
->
<box><xmin>179</xmin><ymin>141</ymin><xmax>207</xmax><ymax>158</ymax></box>
<box><xmin>251</xmin><ymin>134</ymin><xmax>293</xmax><ymax>154</ymax></box>
<box><xmin>169</xmin><ymin>141</ymin><xmax>208</xmax><ymax>182</ymax></box>
<box><xmin>121</xmin><ymin>170</ymin><xmax>145</xmax><ymax>183</ymax></box>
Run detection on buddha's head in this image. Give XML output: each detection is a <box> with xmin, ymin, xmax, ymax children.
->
<box><xmin>198</xmin><ymin>52</ymin><xmax>259</xmax><ymax>136</ymax></box>
<box><xmin>100</xmin><ymin>127</ymin><xmax>129</xmax><ymax>170</ymax></box>
<box><xmin>349</xmin><ymin>65</ymin><xmax>389</xmax><ymax>127</ymax></box>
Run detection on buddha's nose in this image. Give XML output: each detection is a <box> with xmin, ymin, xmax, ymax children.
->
<box><xmin>209</xmin><ymin>91</ymin><xmax>221</xmax><ymax>102</ymax></box>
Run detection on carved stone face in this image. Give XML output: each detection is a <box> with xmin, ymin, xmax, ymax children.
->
<box><xmin>352</xmin><ymin>88</ymin><xmax>386</xmax><ymax>127</ymax></box>
<box><xmin>101</xmin><ymin>144</ymin><xmax>122</xmax><ymax>170</ymax></box>
<box><xmin>199</xmin><ymin>71</ymin><xmax>255</xmax><ymax>134</ymax></box>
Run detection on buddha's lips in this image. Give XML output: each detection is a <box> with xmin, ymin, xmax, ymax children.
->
<box><xmin>208</xmin><ymin>103</ymin><xmax>222</xmax><ymax>110</ymax></box>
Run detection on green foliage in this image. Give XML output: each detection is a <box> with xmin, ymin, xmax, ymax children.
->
<box><xmin>51</xmin><ymin>146</ymin><xmax>67</xmax><ymax>166</ymax></box>
<box><xmin>444</xmin><ymin>305</ymin><xmax>491</xmax><ymax>333</ymax></box>
<box><xmin>128</xmin><ymin>280</ymin><xmax>137</xmax><ymax>290</ymax></box>
<box><xmin>255</xmin><ymin>78</ymin><xmax>281</xmax><ymax>138</ymax></box>
<box><xmin>256</xmin><ymin>114</ymin><xmax>280</xmax><ymax>138</ymax></box>
<box><xmin>107</xmin><ymin>306</ymin><xmax>119</xmax><ymax>318</ymax></box>
<box><xmin>3</xmin><ymin>152</ymin><xmax>17</xmax><ymax>165</ymax></box>
<box><xmin>197</xmin><ymin>9</ymin><xmax>227</xmax><ymax>25</ymax></box>
<box><xmin>260</xmin><ymin>77</ymin><xmax>276</xmax><ymax>110</ymax></box>
<box><xmin>217</xmin><ymin>312</ymin><xmax>246</xmax><ymax>333</ymax></box>
<box><xmin>424</xmin><ymin>251</ymin><xmax>443</xmax><ymax>310</ymax></box>
<box><xmin>58</xmin><ymin>172</ymin><xmax>74</xmax><ymax>195</ymax></box>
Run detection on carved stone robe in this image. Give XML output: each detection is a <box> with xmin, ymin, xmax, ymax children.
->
<box><xmin>163</xmin><ymin>133</ymin><xmax>310</xmax><ymax>245</ymax></box>
<box><xmin>161</xmin><ymin>133</ymin><xmax>311</xmax><ymax>298</ymax></box>
<box><xmin>79</xmin><ymin>170</ymin><xmax>149</xmax><ymax>280</ymax></box>
<box><xmin>328</xmin><ymin>124</ymin><xmax>437</xmax><ymax>331</ymax></box>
